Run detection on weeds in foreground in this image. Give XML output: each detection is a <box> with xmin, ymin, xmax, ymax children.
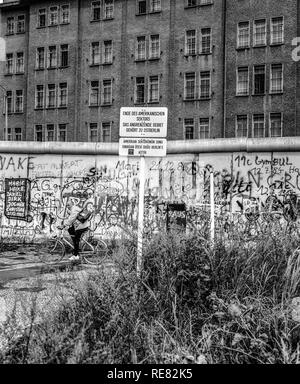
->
<box><xmin>0</xmin><ymin>224</ymin><xmax>300</xmax><ymax>364</ymax></box>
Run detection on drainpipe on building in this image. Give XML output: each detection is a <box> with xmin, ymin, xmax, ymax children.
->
<box><xmin>222</xmin><ymin>0</ymin><xmax>227</xmax><ymax>138</ymax></box>
<box><xmin>0</xmin><ymin>85</ymin><xmax>8</xmax><ymax>141</ymax></box>
<box><xmin>5</xmin><ymin>93</ymin><xmax>7</xmax><ymax>141</ymax></box>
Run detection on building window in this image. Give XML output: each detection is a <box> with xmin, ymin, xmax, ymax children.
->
<box><xmin>48</xmin><ymin>46</ymin><xmax>57</xmax><ymax>68</ymax></box>
<box><xmin>38</xmin><ymin>9</ymin><xmax>47</xmax><ymax>28</ymax></box>
<box><xmin>136</xmin><ymin>36</ymin><xmax>146</xmax><ymax>60</ymax></box>
<box><xmin>137</xmin><ymin>1</ymin><xmax>147</xmax><ymax>15</ymax></box>
<box><xmin>253</xmin><ymin>19</ymin><xmax>266</xmax><ymax>46</ymax></box>
<box><xmin>200</xmin><ymin>71</ymin><xmax>210</xmax><ymax>99</ymax></box>
<box><xmin>91</xmin><ymin>42</ymin><xmax>100</xmax><ymax>65</ymax></box>
<box><xmin>148</xmin><ymin>75</ymin><xmax>159</xmax><ymax>102</ymax></box>
<box><xmin>187</xmin><ymin>0</ymin><xmax>197</xmax><ymax>6</ymax></box>
<box><xmin>104</xmin><ymin>0</ymin><xmax>114</xmax><ymax>19</ymax></box>
<box><xmin>89</xmin><ymin>123</ymin><xmax>98</xmax><ymax>142</ymax></box>
<box><xmin>270</xmin><ymin>113</ymin><xmax>282</xmax><ymax>137</ymax></box>
<box><xmin>252</xmin><ymin>114</ymin><xmax>265</xmax><ymax>138</ymax></box>
<box><xmin>103</xmin><ymin>40</ymin><xmax>113</xmax><ymax>63</ymax></box>
<box><xmin>17</xmin><ymin>15</ymin><xmax>25</xmax><ymax>33</ymax></box>
<box><xmin>16</xmin><ymin>52</ymin><xmax>24</xmax><ymax>73</ymax></box>
<box><xmin>35</xmin><ymin>125</ymin><xmax>43</xmax><ymax>142</ymax></box>
<box><xmin>15</xmin><ymin>128</ymin><xmax>22</xmax><ymax>141</ymax></box>
<box><xmin>237</xmin><ymin>67</ymin><xmax>249</xmax><ymax>96</ymax></box>
<box><xmin>6</xmin><ymin>54</ymin><xmax>14</xmax><ymax>75</ymax></box>
<box><xmin>150</xmin><ymin>0</ymin><xmax>161</xmax><ymax>12</ymax></box>
<box><xmin>36</xmin><ymin>47</ymin><xmax>45</xmax><ymax>70</ymax></box>
<box><xmin>199</xmin><ymin>118</ymin><xmax>210</xmax><ymax>139</ymax></box>
<box><xmin>61</xmin><ymin>4</ymin><xmax>70</xmax><ymax>24</ymax></box>
<box><xmin>184</xmin><ymin>119</ymin><xmax>194</xmax><ymax>140</ymax></box>
<box><xmin>49</xmin><ymin>6</ymin><xmax>59</xmax><ymax>26</ymax></box>
<box><xmin>271</xmin><ymin>17</ymin><xmax>284</xmax><ymax>45</ymax></box>
<box><xmin>185</xmin><ymin>30</ymin><xmax>196</xmax><ymax>55</ymax></box>
<box><xmin>135</xmin><ymin>77</ymin><xmax>145</xmax><ymax>104</ymax></box>
<box><xmin>15</xmin><ymin>90</ymin><xmax>23</xmax><ymax>113</ymax></box>
<box><xmin>6</xmin><ymin>91</ymin><xmax>13</xmax><ymax>114</ymax></box>
<box><xmin>47</xmin><ymin>84</ymin><xmax>56</xmax><ymax>108</ymax></box>
<box><xmin>102</xmin><ymin>122</ymin><xmax>111</xmax><ymax>142</ymax></box>
<box><xmin>6</xmin><ymin>128</ymin><xmax>12</xmax><ymax>141</ymax></box>
<box><xmin>35</xmin><ymin>85</ymin><xmax>44</xmax><ymax>109</ymax></box>
<box><xmin>102</xmin><ymin>79</ymin><xmax>112</xmax><ymax>105</ymax></box>
<box><xmin>270</xmin><ymin>64</ymin><xmax>283</xmax><ymax>94</ymax></box>
<box><xmin>184</xmin><ymin>72</ymin><xmax>196</xmax><ymax>100</ymax></box>
<box><xmin>58</xmin><ymin>124</ymin><xmax>67</xmax><ymax>141</ymax></box>
<box><xmin>60</xmin><ymin>44</ymin><xmax>69</xmax><ymax>67</ymax></box>
<box><xmin>201</xmin><ymin>28</ymin><xmax>211</xmax><ymax>54</ymax></box>
<box><xmin>58</xmin><ymin>83</ymin><xmax>68</xmax><ymax>107</ymax></box>
<box><xmin>46</xmin><ymin>124</ymin><xmax>55</xmax><ymax>141</ymax></box>
<box><xmin>89</xmin><ymin>81</ymin><xmax>100</xmax><ymax>106</ymax></box>
<box><xmin>237</xmin><ymin>21</ymin><xmax>250</xmax><ymax>48</ymax></box>
<box><xmin>6</xmin><ymin>17</ymin><xmax>14</xmax><ymax>35</ymax></box>
<box><xmin>91</xmin><ymin>1</ymin><xmax>101</xmax><ymax>21</ymax></box>
<box><xmin>253</xmin><ymin>65</ymin><xmax>266</xmax><ymax>95</ymax></box>
<box><xmin>236</xmin><ymin>115</ymin><xmax>248</xmax><ymax>137</ymax></box>
<box><xmin>149</xmin><ymin>35</ymin><xmax>160</xmax><ymax>59</ymax></box>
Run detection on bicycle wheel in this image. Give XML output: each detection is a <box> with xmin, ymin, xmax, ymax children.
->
<box><xmin>82</xmin><ymin>239</ymin><xmax>108</xmax><ymax>265</ymax></box>
<box><xmin>39</xmin><ymin>238</ymin><xmax>65</xmax><ymax>264</ymax></box>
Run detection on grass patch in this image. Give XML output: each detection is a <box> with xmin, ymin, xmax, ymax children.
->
<box><xmin>1</xmin><ymin>222</ymin><xmax>300</xmax><ymax>364</ymax></box>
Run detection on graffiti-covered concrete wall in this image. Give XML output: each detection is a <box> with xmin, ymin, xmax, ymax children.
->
<box><xmin>0</xmin><ymin>147</ymin><xmax>300</xmax><ymax>242</ymax></box>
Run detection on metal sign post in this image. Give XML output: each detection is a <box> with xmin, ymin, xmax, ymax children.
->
<box><xmin>119</xmin><ymin>107</ymin><xmax>168</xmax><ymax>278</ymax></box>
<box><xmin>137</xmin><ymin>156</ymin><xmax>145</xmax><ymax>277</ymax></box>
<box><xmin>210</xmin><ymin>172</ymin><xmax>215</xmax><ymax>246</ymax></box>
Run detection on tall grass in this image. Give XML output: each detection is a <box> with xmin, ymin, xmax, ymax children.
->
<box><xmin>1</xmin><ymin>219</ymin><xmax>300</xmax><ymax>364</ymax></box>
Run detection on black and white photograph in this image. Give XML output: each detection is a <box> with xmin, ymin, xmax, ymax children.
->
<box><xmin>0</xmin><ymin>0</ymin><xmax>300</xmax><ymax>371</ymax></box>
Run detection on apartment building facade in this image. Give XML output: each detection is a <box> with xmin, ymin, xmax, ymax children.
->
<box><xmin>0</xmin><ymin>0</ymin><xmax>299</xmax><ymax>142</ymax></box>
<box><xmin>225</xmin><ymin>0</ymin><xmax>299</xmax><ymax>138</ymax></box>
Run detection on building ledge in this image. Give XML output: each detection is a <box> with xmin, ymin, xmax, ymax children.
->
<box><xmin>148</xmin><ymin>57</ymin><xmax>160</xmax><ymax>61</ymax></box>
<box><xmin>236</xmin><ymin>46</ymin><xmax>250</xmax><ymax>51</ymax></box>
<box><xmin>184</xmin><ymin>2</ymin><xmax>213</xmax><ymax>9</ymax></box>
<box><xmin>0</xmin><ymin>1</ymin><xmax>21</xmax><ymax>9</ymax></box>
<box><xmin>183</xmin><ymin>97</ymin><xmax>211</xmax><ymax>101</ymax></box>
<box><xmin>253</xmin><ymin>44</ymin><xmax>267</xmax><ymax>48</ymax></box>
<box><xmin>270</xmin><ymin>42</ymin><xmax>284</xmax><ymax>47</ymax></box>
<box><xmin>136</xmin><ymin>11</ymin><xmax>162</xmax><ymax>17</ymax></box>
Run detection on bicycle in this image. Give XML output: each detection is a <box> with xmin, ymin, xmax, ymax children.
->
<box><xmin>39</xmin><ymin>227</ymin><xmax>108</xmax><ymax>265</ymax></box>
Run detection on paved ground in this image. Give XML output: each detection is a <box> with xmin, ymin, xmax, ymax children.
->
<box><xmin>0</xmin><ymin>244</ymin><xmax>115</xmax><ymax>352</ymax></box>
<box><xmin>0</xmin><ymin>243</ymin><xmax>73</xmax><ymax>284</ymax></box>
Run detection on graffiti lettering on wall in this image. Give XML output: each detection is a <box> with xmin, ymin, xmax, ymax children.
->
<box><xmin>4</xmin><ymin>178</ymin><xmax>31</xmax><ymax>221</ymax></box>
<box><xmin>0</xmin><ymin>153</ymin><xmax>299</xmax><ymax>242</ymax></box>
<box><xmin>0</xmin><ymin>155</ymin><xmax>35</xmax><ymax>171</ymax></box>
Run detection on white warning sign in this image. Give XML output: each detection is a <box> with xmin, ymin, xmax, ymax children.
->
<box><xmin>119</xmin><ymin>137</ymin><xmax>167</xmax><ymax>157</ymax></box>
<box><xmin>120</xmin><ymin>107</ymin><xmax>168</xmax><ymax>138</ymax></box>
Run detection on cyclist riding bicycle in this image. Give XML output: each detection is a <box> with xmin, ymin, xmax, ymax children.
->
<box><xmin>61</xmin><ymin>196</ymin><xmax>94</xmax><ymax>261</ymax></box>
